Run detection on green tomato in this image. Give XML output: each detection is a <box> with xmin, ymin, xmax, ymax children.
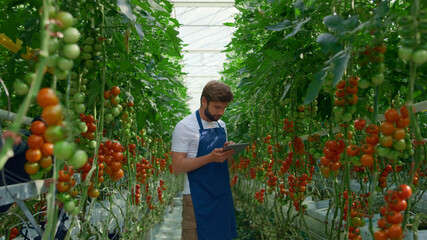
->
<box><xmin>342</xmin><ymin>112</ymin><xmax>353</xmax><ymax>122</ymax></box>
<box><xmin>88</xmin><ymin>140</ymin><xmax>97</xmax><ymax>149</ymax></box>
<box><xmin>111</xmin><ymin>107</ymin><xmax>120</xmax><ymax>117</ymax></box>
<box><xmin>44</xmin><ymin>126</ymin><xmax>65</xmax><ymax>143</ymax></box>
<box><xmin>104</xmin><ymin>113</ymin><xmax>113</xmax><ymax>122</ymax></box>
<box><xmin>14</xmin><ymin>80</ymin><xmax>29</xmax><ymax>95</ymax></box>
<box><xmin>25</xmin><ymin>72</ymin><xmax>36</xmax><ymax>85</ymax></box>
<box><xmin>333</xmin><ymin>107</ymin><xmax>344</xmax><ymax>116</ymax></box>
<box><xmin>398</xmin><ymin>47</ymin><xmax>413</xmax><ymax>61</ymax></box>
<box><xmin>45</xmin><ymin>54</ymin><xmax>59</xmax><ymax>68</ymax></box>
<box><xmin>63</xmin><ymin>200</ymin><xmax>76</xmax><ymax>212</ymax></box>
<box><xmin>57</xmin><ymin>193</ymin><xmax>71</xmax><ymax>203</ymax></box>
<box><xmin>67</xmin><ymin>150</ymin><xmax>88</xmax><ymax>169</ymax></box>
<box><xmin>376</xmin><ymin>146</ymin><xmax>390</xmax><ymax>157</ymax></box>
<box><xmin>79</xmin><ymin>122</ymin><xmax>88</xmax><ymax>133</ymax></box>
<box><xmin>347</xmin><ymin>105</ymin><xmax>357</xmax><ymax>114</ymax></box>
<box><xmin>83</xmin><ymin>45</ymin><xmax>93</xmax><ymax>53</ymax></box>
<box><xmin>75</xmin><ymin>103</ymin><xmax>86</xmax><ymax>114</ymax></box>
<box><xmin>63</xmin><ymin>27</ymin><xmax>80</xmax><ymax>44</ymax></box>
<box><xmin>388</xmin><ymin>150</ymin><xmax>400</xmax><ymax>160</ymax></box>
<box><xmin>54</xmin><ymin>68</ymin><xmax>68</xmax><ymax>80</ymax></box>
<box><xmin>85</xmin><ymin>37</ymin><xmax>95</xmax><ymax>45</ymax></box>
<box><xmin>63</xmin><ymin>44</ymin><xmax>81</xmax><ymax>60</ymax></box>
<box><xmin>117</xmin><ymin>104</ymin><xmax>123</xmax><ymax>112</ymax></box>
<box><xmin>84</xmin><ymin>60</ymin><xmax>94</xmax><ymax>68</ymax></box>
<box><xmin>393</xmin><ymin>139</ymin><xmax>406</xmax><ymax>151</ymax></box>
<box><xmin>57</xmin><ymin>12</ymin><xmax>74</xmax><ymax>29</ymax></box>
<box><xmin>358</xmin><ymin>79</ymin><xmax>370</xmax><ymax>89</ymax></box>
<box><xmin>371</xmin><ymin>73</ymin><xmax>384</xmax><ymax>86</ymax></box>
<box><xmin>41</xmin><ymin>164</ymin><xmax>52</xmax><ymax>173</ymax></box>
<box><xmin>57</xmin><ymin>57</ymin><xmax>74</xmax><ymax>71</ymax></box>
<box><xmin>70</xmin><ymin>207</ymin><xmax>80</xmax><ymax>216</ymax></box>
<box><xmin>48</xmin><ymin>38</ymin><xmax>59</xmax><ymax>54</ymax></box>
<box><xmin>412</xmin><ymin>49</ymin><xmax>427</xmax><ymax>64</ymax></box>
<box><xmin>73</xmin><ymin>92</ymin><xmax>85</xmax><ymax>103</ymax></box>
<box><xmin>54</xmin><ymin>140</ymin><xmax>76</xmax><ymax>160</ymax></box>
<box><xmin>29</xmin><ymin>171</ymin><xmax>44</xmax><ymax>180</ymax></box>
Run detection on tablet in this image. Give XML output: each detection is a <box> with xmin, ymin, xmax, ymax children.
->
<box><xmin>222</xmin><ymin>143</ymin><xmax>250</xmax><ymax>155</ymax></box>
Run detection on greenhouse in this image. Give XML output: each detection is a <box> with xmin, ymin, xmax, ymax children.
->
<box><xmin>0</xmin><ymin>0</ymin><xmax>426</xmax><ymax>240</ymax></box>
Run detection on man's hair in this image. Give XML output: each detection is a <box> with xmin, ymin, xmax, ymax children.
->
<box><xmin>200</xmin><ymin>80</ymin><xmax>234</xmax><ymax>104</ymax></box>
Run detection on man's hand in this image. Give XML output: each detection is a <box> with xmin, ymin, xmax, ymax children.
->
<box><xmin>2</xmin><ymin>131</ymin><xmax>22</xmax><ymax>145</ymax></box>
<box><xmin>223</xmin><ymin>141</ymin><xmax>235</xmax><ymax>149</ymax></box>
<box><xmin>210</xmin><ymin>147</ymin><xmax>235</xmax><ymax>163</ymax></box>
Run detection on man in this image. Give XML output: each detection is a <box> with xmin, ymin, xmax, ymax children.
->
<box><xmin>171</xmin><ymin>80</ymin><xmax>237</xmax><ymax>240</ymax></box>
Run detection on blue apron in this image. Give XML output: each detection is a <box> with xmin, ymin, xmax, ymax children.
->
<box><xmin>188</xmin><ymin>110</ymin><xmax>237</xmax><ymax>240</ymax></box>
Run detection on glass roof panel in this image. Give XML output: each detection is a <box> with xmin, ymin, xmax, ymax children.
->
<box><xmin>172</xmin><ymin>1</ymin><xmax>237</xmax><ymax>111</ymax></box>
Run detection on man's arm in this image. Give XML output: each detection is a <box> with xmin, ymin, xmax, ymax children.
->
<box><xmin>171</xmin><ymin>146</ymin><xmax>235</xmax><ymax>174</ymax></box>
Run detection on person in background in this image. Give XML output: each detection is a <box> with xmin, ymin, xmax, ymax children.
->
<box><xmin>171</xmin><ymin>80</ymin><xmax>237</xmax><ymax>240</ymax></box>
<box><xmin>0</xmin><ymin>125</ymin><xmax>31</xmax><ymax>213</ymax></box>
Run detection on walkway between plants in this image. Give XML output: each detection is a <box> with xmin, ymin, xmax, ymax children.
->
<box><xmin>152</xmin><ymin>196</ymin><xmax>182</xmax><ymax>240</ymax></box>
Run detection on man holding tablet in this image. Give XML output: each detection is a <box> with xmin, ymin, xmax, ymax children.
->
<box><xmin>171</xmin><ymin>80</ymin><xmax>237</xmax><ymax>240</ymax></box>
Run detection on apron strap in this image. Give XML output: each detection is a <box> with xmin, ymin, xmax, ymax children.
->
<box><xmin>195</xmin><ymin>110</ymin><xmax>204</xmax><ymax>130</ymax></box>
<box><xmin>196</xmin><ymin>110</ymin><xmax>223</xmax><ymax>130</ymax></box>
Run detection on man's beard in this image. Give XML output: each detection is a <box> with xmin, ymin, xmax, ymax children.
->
<box><xmin>205</xmin><ymin>107</ymin><xmax>220</xmax><ymax>121</ymax></box>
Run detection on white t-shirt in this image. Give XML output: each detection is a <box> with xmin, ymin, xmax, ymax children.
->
<box><xmin>171</xmin><ymin>111</ymin><xmax>227</xmax><ymax>194</ymax></box>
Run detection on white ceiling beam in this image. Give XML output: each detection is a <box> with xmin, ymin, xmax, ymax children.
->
<box><xmin>171</xmin><ymin>1</ymin><xmax>235</xmax><ymax>7</ymax></box>
<box><xmin>184</xmin><ymin>49</ymin><xmax>225</xmax><ymax>52</ymax></box>
<box><xmin>184</xmin><ymin>75</ymin><xmax>221</xmax><ymax>78</ymax></box>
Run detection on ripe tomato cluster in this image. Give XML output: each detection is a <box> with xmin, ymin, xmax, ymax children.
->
<box><xmin>359</xmin><ymin>124</ymin><xmax>380</xmax><ymax>167</ymax></box>
<box><xmin>157</xmin><ymin>182</ymin><xmax>165</xmax><ymax>204</ymax></box>
<box><xmin>343</xmin><ymin>191</ymin><xmax>369</xmax><ymax>240</ymax></box>
<box><xmin>374</xmin><ymin>184</ymin><xmax>412</xmax><ymax>240</ymax></box>
<box><xmin>279</xmin><ymin>152</ymin><xmax>293</xmax><ymax>175</ymax></box>
<box><xmin>377</xmin><ymin>107</ymin><xmax>411</xmax><ymax>160</ymax></box>
<box><xmin>8</xmin><ymin>227</ymin><xmax>18</xmax><ymax>240</ymax></box>
<box><xmin>266</xmin><ymin>171</ymin><xmax>278</xmax><ymax>192</ymax></box>
<box><xmin>25</xmin><ymin>120</ymin><xmax>53</xmax><ymax>178</ymax></box>
<box><xmin>254</xmin><ymin>188</ymin><xmax>265</xmax><ymax>203</ymax></box>
<box><xmin>57</xmin><ymin>166</ymin><xmax>76</xmax><ymax>193</ymax></box>
<box><xmin>334</xmin><ymin>77</ymin><xmax>359</xmax><ymax>122</ymax></box>
<box><xmin>99</xmin><ymin>140</ymin><xmax>125</xmax><ymax>181</ymax></box>
<box><xmin>103</xmin><ymin>86</ymin><xmax>122</xmax><ymax>123</ymax></box>
<box><xmin>79</xmin><ymin>114</ymin><xmax>96</xmax><ymax>141</ymax></box>
<box><xmin>80</xmin><ymin>158</ymin><xmax>104</xmax><ymax>184</ymax></box>
<box><xmin>356</xmin><ymin>43</ymin><xmax>386</xmax><ymax>88</ymax></box>
<box><xmin>146</xmin><ymin>195</ymin><xmax>155</xmax><ymax>210</ymax></box>
<box><xmin>230</xmin><ymin>175</ymin><xmax>238</xmax><ymax>187</ymax></box>
<box><xmin>319</xmin><ymin>139</ymin><xmax>345</xmax><ymax>177</ymax></box>
<box><xmin>286</xmin><ymin>173</ymin><xmax>312</xmax><ymax>212</ymax></box>
<box><xmin>132</xmin><ymin>184</ymin><xmax>141</xmax><ymax>205</ymax></box>
<box><xmin>282</xmin><ymin>118</ymin><xmax>294</xmax><ymax>133</ymax></box>
<box><xmin>136</xmin><ymin>158</ymin><xmax>153</xmax><ymax>184</ymax></box>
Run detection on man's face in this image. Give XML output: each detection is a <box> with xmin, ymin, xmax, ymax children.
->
<box><xmin>204</xmin><ymin>100</ymin><xmax>229</xmax><ymax>121</ymax></box>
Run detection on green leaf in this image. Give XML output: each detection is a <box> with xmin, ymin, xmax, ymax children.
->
<box><xmin>223</xmin><ymin>22</ymin><xmax>234</xmax><ymax>27</ymax></box>
<box><xmin>87</xmin><ymin>80</ymin><xmax>101</xmax><ymax>109</ymax></box>
<box><xmin>316</xmin><ymin>33</ymin><xmax>339</xmax><ymax>53</ymax></box>
<box><xmin>343</xmin><ymin>15</ymin><xmax>360</xmax><ymax>31</ymax></box>
<box><xmin>374</xmin><ymin>1</ymin><xmax>389</xmax><ymax>18</ymax></box>
<box><xmin>304</xmin><ymin>71</ymin><xmax>326</xmax><ymax>104</ymax></box>
<box><xmin>332</xmin><ymin>49</ymin><xmax>351</xmax><ymax>87</ymax></box>
<box><xmin>284</xmin><ymin>17</ymin><xmax>310</xmax><ymax>39</ymax></box>
<box><xmin>148</xmin><ymin>0</ymin><xmax>167</xmax><ymax>13</ymax></box>
<box><xmin>266</xmin><ymin>19</ymin><xmax>291</xmax><ymax>31</ymax></box>
<box><xmin>292</xmin><ymin>0</ymin><xmax>306</xmax><ymax>12</ymax></box>
<box><xmin>323</xmin><ymin>15</ymin><xmax>345</xmax><ymax>32</ymax></box>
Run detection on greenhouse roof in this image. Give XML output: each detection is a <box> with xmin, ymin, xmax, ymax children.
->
<box><xmin>172</xmin><ymin>0</ymin><xmax>237</xmax><ymax>111</ymax></box>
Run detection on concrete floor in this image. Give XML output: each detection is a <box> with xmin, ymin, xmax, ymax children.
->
<box><xmin>153</xmin><ymin>196</ymin><xmax>183</xmax><ymax>240</ymax></box>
